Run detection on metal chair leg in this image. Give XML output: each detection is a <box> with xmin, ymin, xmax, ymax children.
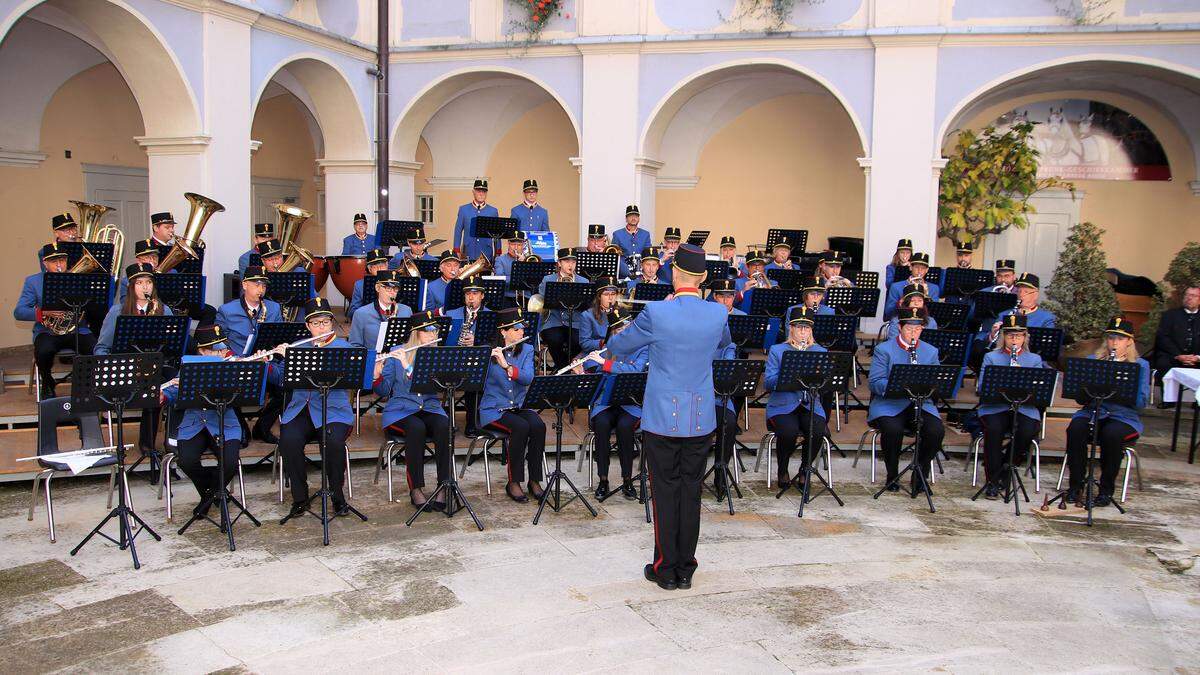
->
<box><xmin>162</xmin><ymin>454</ymin><xmax>175</xmax><ymax>522</ymax></box>
<box><xmin>853</xmin><ymin>430</ymin><xmax>870</xmax><ymax>468</ymax></box>
<box><xmin>157</xmin><ymin>452</ymin><xmax>175</xmax><ymax>502</ymax></box>
<box><xmin>1056</xmin><ymin>452</ymin><xmax>1067</xmax><ymax>491</ymax></box>
<box><xmin>44</xmin><ymin>472</ymin><xmax>56</xmax><ymax>543</ymax></box>
<box><xmin>344</xmin><ymin>443</ymin><xmax>353</xmax><ymax>499</ymax></box>
<box><xmin>237</xmin><ymin>460</ymin><xmax>246</xmax><ymax>504</ymax></box>
<box><xmin>28</xmin><ymin>470</ymin><xmax>45</xmax><ymax>522</ymax></box>
<box><xmin>460</xmin><ymin>439</ymin><xmax>476</xmax><ymax>479</ymax></box>
<box><xmin>586</xmin><ymin>434</ymin><xmax>594</xmax><ymax>488</ymax></box>
<box><xmin>482</xmin><ymin>439</ymin><xmax>494</xmax><ymax>495</ymax></box>
<box><xmin>824</xmin><ymin>438</ymin><xmax>833</xmax><ymax>487</ymax></box>
<box><xmin>276</xmin><ymin>449</ymin><xmax>285</xmax><ymax>503</ymax></box>
<box><xmin>763</xmin><ymin>434</ymin><xmax>775</xmax><ymax>488</ymax></box>
<box><xmin>755</xmin><ymin>433</ymin><xmax>772</xmax><ymax>473</ymax></box>
<box><xmin>576</xmin><ymin>432</ymin><xmax>590</xmax><ymax>473</ymax></box>
<box><xmin>870</xmin><ymin>432</ymin><xmax>878</xmax><ymax>483</ymax></box>
<box><xmin>970</xmin><ymin>436</ymin><xmax>981</xmax><ymax>487</ymax></box>
<box><xmin>1032</xmin><ymin>440</ymin><xmax>1041</xmax><ymax>493</ymax></box>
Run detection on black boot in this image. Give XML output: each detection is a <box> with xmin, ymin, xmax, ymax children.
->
<box><xmin>594</xmin><ymin>479</ymin><xmax>609</xmax><ymax>500</ymax></box>
<box><xmin>621</xmin><ymin>478</ymin><xmax>637</xmax><ymax>500</ymax></box>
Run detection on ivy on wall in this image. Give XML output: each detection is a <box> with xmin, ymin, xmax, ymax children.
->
<box><xmin>507</xmin><ymin>0</ymin><xmax>568</xmax><ymax>43</ymax></box>
<box><xmin>725</xmin><ymin>0</ymin><xmax>824</xmax><ymax>32</ymax></box>
<box><xmin>1050</xmin><ymin>0</ymin><xmax>1114</xmax><ymax>25</ymax></box>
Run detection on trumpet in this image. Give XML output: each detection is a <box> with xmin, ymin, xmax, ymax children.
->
<box><xmin>555</xmin><ymin>348</ymin><xmax>608</xmax><ymax>375</ymax></box>
<box><xmin>825</xmin><ymin>275</ymin><xmax>854</xmax><ymax>288</ymax></box>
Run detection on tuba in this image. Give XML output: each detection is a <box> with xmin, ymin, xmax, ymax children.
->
<box><xmin>158</xmin><ymin>192</ymin><xmax>223</xmax><ymax>273</ymax></box>
<box><xmin>458</xmin><ymin>253</ymin><xmax>493</xmax><ymax>280</ymax></box>
<box><xmin>43</xmin><ymin>249</ymin><xmax>106</xmax><ymax>335</ymax></box>
<box><xmin>275</xmin><ymin>203</ymin><xmax>315</xmax><ymax>272</ymax></box>
<box><xmin>70</xmin><ymin>200</ymin><xmax>114</xmax><ymax>242</ymax></box>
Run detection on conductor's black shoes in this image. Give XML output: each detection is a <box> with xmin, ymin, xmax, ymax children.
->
<box><xmin>677</xmin><ymin>575</ymin><xmax>692</xmax><ymax>590</ymax></box>
<box><xmin>644</xmin><ymin>564</ymin><xmax>677</xmax><ymax>591</ymax></box>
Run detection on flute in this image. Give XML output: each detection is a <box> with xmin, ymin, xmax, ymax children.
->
<box><xmin>377</xmin><ymin>338</ymin><xmax>443</xmax><ymax>363</ymax></box>
<box><xmin>556</xmin><ymin>347</ymin><xmax>608</xmax><ymax>375</ymax></box>
<box><xmin>161</xmin><ymin>331</ymin><xmax>336</xmax><ymax>389</ymax></box>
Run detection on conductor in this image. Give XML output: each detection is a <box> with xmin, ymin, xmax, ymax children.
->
<box><xmin>606</xmin><ymin>243</ymin><xmax>731</xmax><ymax>591</ymax></box>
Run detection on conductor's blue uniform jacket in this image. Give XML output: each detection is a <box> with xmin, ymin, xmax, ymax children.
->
<box><xmin>611</xmin><ymin>228</ymin><xmax>651</xmax><ymax>257</ymax></box>
<box><xmin>453</xmin><ymin>202</ymin><xmax>500</xmax><ymax>261</ymax></box>
<box><xmin>510</xmin><ymin>202</ymin><xmax>550</xmax><ymax>232</ymax></box>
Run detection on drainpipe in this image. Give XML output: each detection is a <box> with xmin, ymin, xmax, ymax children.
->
<box><xmin>375</xmin><ymin>0</ymin><xmax>389</xmax><ymax>223</ymax></box>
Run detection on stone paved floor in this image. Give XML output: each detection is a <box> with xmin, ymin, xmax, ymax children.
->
<box><xmin>2</xmin><ymin>425</ymin><xmax>1200</xmax><ymax>673</ymax></box>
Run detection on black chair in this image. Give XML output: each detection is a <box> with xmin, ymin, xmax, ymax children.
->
<box><xmin>28</xmin><ymin>396</ymin><xmax>119</xmax><ymax>542</ymax></box>
<box><xmin>460</xmin><ymin>401</ymin><xmax>511</xmax><ymax>495</ymax></box>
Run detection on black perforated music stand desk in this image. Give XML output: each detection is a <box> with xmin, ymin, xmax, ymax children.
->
<box><xmin>766</xmin><ymin>228</ymin><xmax>808</xmax><ymax>253</ymax></box>
<box><xmin>413</xmin><ymin>259</ymin><xmax>440</xmax><ymax>280</ymax></box>
<box><xmin>824</xmin><ymin>286</ymin><xmax>880</xmax><ymax>317</ymax></box>
<box><xmin>749</xmin><ymin>288</ymin><xmax>804</xmax><ymax>317</ymax></box>
<box><xmin>875</xmin><ymin>363</ymin><xmax>961</xmax><ymax>512</ymax></box>
<box><xmin>156</xmin><ymin>243</ymin><xmax>204</xmax><ymax>274</ymax></box>
<box><xmin>942</xmin><ymin>268</ymin><xmax>996</xmax><ymax>296</ymax></box>
<box><xmin>471</xmin><ymin>216</ymin><xmax>518</xmax><ymax>241</ymax></box>
<box><xmin>604</xmin><ymin>370</ymin><xmax>649</xmax><ymax>520</ymax></box>
<box><xmin>379</xmin><ymin>315</ymin><xmax>452</xmax><ymax>353</ymax></box>
<box><xmin>155</xmin><ymin>273</ymin><xmax>206</xmax><ymax>319</ymax></box>
<box><xmin>925</xmin><ymin>302</ymin><xmax>969</xmax><ymax>331</ymax></box>
<box><xmin>576</xmin><ymin>252</ymin><xmax>619</xmax><ymax>281</ymax></box>
<box><xmin>971</xmin><ymin>291</ymin><xmax>1019</xmax><ymax>321</ymax></box>
<box><xmin>813</xmin><ymin>315</ymin><xmax>859</xmax><ymax>353</ymax></box>
<box><xmin>775</xmin><ymin>350</ymin><xmax>848</xmax><ymax>514</ymax></box>
<box><xmin>705</xmin><ymin>359</ymin><xmax>765</xmax><ymax>514</ymax></box>
<box><xmin>57</xmin><ymin>241</ymin><xmax>115</xmax><ymax>272</ymax></box>
<box><xmin>450</xmin><ymin>310</ymin><xmax>498</xmax><ymax>347</ymax></box>
<box><xmin>68</xmin><ymin>352</ymin><xmax>164</xmax><ymax>568</ymax></box>
<box><xmin>1027</xmin><ymin>327</ymin><xmax>1064</xmax><ymax>364</ymax></box>
<box><xmin>265</xmin><ymin>271</ymin><xmax>313</xmax><ymax>310</ymax></box>
<box><xmin>510</xmin><ymin>261</ymin><xmax>558</xmax><ymax>292</ymax></box>
<box><xmin>915</xmin><ymin>329</ymin><xmax>971</xmax><ymax>405</ymax></box>
<box><xmin>523</xmin><ymin>373</ymin><xmax>603</xmax><ymax>524</ymax></box>
<box><xmin>687</xmin><ymin>230</ymin><xmax>710</xmax><ymax>247</ymax></box>
<box><xmin>113</xmin><ymin>315</ymin><xmax>189</xmax><ymax>360</ymax></box>
<box><xmin>853</xmin><ymin>271</ymin><xmax>879</xmax><ymax>288</ymax></box>
<box><xmin>43</xmin><ymin>271</ymin><xmax>111</xmax><ymax>312</ymax></box>
<box><xmin>703</xmin><ymin>260</ymin><xmax>732</xmax><ymax>285</ymax></box>
<box><xmin>443</xmin><ymin>278</ymin><xmax>507</xmax><ymax>311</ymax></box>
<box><xmin>766</xmin><ymin>268</ymin><xmax>808</xmax><ymax>290</ymax></box>
<box><xmin>629</xmin><ymin>282</ymin><xmax>670</xmax><ymax>301</ymax></box>
<box><xmin>174</xmin><ymin>359</ymin><xmax>267</xmax><ymax>548</ymax></box>
<box><xmin>973</xmin><ymin>364</ymin><xmax>1058</xmax><ymax>513</ymax></box>
<box><xmin>728</xmin><ymin>314</ymin><xmax>772</xmax><ymax>353</ymax></box>
<box><xmin>376</xmin><ymin>220</ymin><xmax>425</xmax><ymax>247</ymax></box>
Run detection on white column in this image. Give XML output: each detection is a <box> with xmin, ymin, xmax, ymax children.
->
<box><xmin>579</xmin><ymin>47</ymin><xmax>641</xmax><ymax>239</ymax></box>
<box><xmin>632</xmin><ymin>157</ymin><xmax>663</xmax><ymax>239</ymax></box>
<box><xmin>318</xmin><ymin>159</ymin><xmax>376</xmax><ymax>305</ymax></box>
<box><xmin>863</xmin><ymin>37</ymin><xmax>940</xmax><ymax>321</ymax></box>
<box><xmin>387</xmin><ymin>160</ymin><xmax>423</xmax><ymax>221</ymax></box>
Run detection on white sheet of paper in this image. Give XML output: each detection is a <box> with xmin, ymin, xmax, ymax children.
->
<box><xmin>63</xmin><ymin>453</ymin><xmax>105</xmax><ymax>475</ymax></box>
<box><xmin>375</xmin><ymin>318</ymin><xmax>388</xmax><ymax>352</ymax></box>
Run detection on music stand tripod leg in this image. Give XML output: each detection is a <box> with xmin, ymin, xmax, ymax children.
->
<box><xmin>534</xmin><ymin>402</ymin><xmax>598</xmax><ymax>525</ymax></box>
<box><xmin>872</xmin><ymin>397</ymin><xmax>935</xmax><ymax>513</ymax></box>
<box><xmin>407</xmin><ymin>381</ymin><xmax>482</xmax><ymax>530</ymax></box>
<box><xmin>796</xmin><ymin>385</ymin><xmax>843</xmax><ymax>518</ymax></box>
<box><xmin>701</xmin><ymin>394</ymin><xmax>738</xmax><ymax>515</ymax></box>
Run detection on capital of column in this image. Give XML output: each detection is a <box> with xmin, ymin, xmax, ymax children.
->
<box><xmin>250</xmin><ymin>140</ymin><xmax>263</xmax><ymax>155</ymax></box>
<box><xmin>633</xmin><ymin>156</ymin><xmax>664</xmax><ymax>176</ymax></box>
<box><xmin>388</xmin><ymin>160</ymin><xmax>423</xmax><ymax>176</ymax></box>
<box><xmin>932</xmin><ymin>157</ymin><xmax>949</xmax><ymax>176</ymax></box>
<box><xmin>316</xmin><ymin>159</ymin><xmax>377</xmax><ymax>175</ymax></box>
<box><xmin>857</xmin><ymin>156</ymin><xmax>872</xmax><ymax>175</ymax></box>
<box><xmin>134</xmin><ymin>135</ymin><xmax>212</xmax><ymax>156</ymax></box>
<box><xmin>569</xmin><ymin>157</ymin><xmax>583</xmax><ymax>175</ymax></box>
<box><xmin>0</xmin><ymin>149</ymin><xmax>49</xmax><ymax>168</ymax></box>
<box><xmin>425</xmin><ymin>176</ymin><xmax>482</xmax><ymax>190</ymax></box>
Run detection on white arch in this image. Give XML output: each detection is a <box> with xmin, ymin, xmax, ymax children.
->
<box><xmin>252</xmin><ymin>52</ymin><xmax>372</xmax><ymax>160</ymax></box>
<box><xmin>639</xmin><ymin>57</ymin><xmax>870</xmax><ymax>160</ymax></box>
<box><xmin>936</xmin><ymin>53</ymin><xmax>1200</xmax><ymax>157</ymax></box>
<box><xmin>390</xmin><ymin>65</ymin><xmax>582</xmax><ymax>162</ymax></box>
<box><xmin>0</xmin><ymin>0</ymin><xmax>201</xmax><ymax>137</ymax></box>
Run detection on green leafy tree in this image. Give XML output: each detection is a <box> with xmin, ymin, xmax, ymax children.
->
<box><xmin>1043</xmin><ymin>221</ymin><xmax>1120</xmax><ymax>343</ymax></box>
<box><xmin>1139</xmin><ymin>242</ymin><xmax>1200</xmax><ymax>342</ymax></box>
<box><xmin>938</xmin><ymin>122</ymin><xmax>1073</xmax><ymax>249</ymax></box>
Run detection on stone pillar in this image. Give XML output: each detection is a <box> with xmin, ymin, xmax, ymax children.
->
<box><xmin>579</xmin><ymin>46</ymin><xmax>642</xmax><ymax>240</ymax></box>
<box><xmin>632</xmin><ymin>157</ymin><xmax>663</xmax><ymax>239</ymax></box>
<box><xmin>318</xmin><ymin>159</ymin><xmax>376</xmax><ymax>305</ymax></box>
<box><xmin>387</xmin><ymin>160</ymin><xmax>423</xmax><ymax>221</ymax></box>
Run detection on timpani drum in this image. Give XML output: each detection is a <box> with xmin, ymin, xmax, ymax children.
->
<box><xmin>327</xmin><ymin>255</ymin><xmax>367</xmax><ymax>298</ymax></box>
<box><xmin>310</xmin><ymin>256</ymin><xmax>329</xmax><ymax>292</ymax></box>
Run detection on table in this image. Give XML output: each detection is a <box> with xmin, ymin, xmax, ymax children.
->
<box><xmin>1163</xmin><ymin>367</ymin><xmax>1200</xmax><ymax>463</ymax></box>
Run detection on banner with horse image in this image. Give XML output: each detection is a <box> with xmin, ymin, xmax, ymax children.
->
<box><xmin>994</xmin><ymin>100</ymin><xmax>1171</xmax><ymax>181</ymax></box>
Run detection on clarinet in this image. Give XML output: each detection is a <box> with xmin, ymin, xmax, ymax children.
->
<box><xmin>908</xmin><ymin>343</ymin><xmax>919</xmax><ymax>365</ymax></box>
<box><xmin>1010</xmin><ymin>349</ymin><xmax>1019</xmax><ymax>367</ymax></box>
<box><xmin>1109</xmin><ymin>348</ymin><xmax>1118</xmax><ymax>361</ymax></box>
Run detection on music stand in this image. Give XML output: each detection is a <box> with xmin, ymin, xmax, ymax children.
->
<box><xmin>173</xmin><ymin>360</ymin><xmax>267</xmax><ymax>549</ymax></box>
<box><xmin>687</xmin><ymin>230</ymin><xmax>710</xmax><ymax>247</ymax></box>
<box><xmin>919</xmin><ymin>329</ymin><xmax>971</xmax><ymax>413</ymax></box>
<box><xmin>576</xmin><ymin>251</ymin><xmax>619</xmax><ymax>281</ymax></box>
<box><xmin>774</xmin><ymin>351</ymin><xmax>847</xmax><ymax>515</ymax></box>
<box><xmin>872</xmin><ymin>364</ymin><xmax>960</xmax><ymax>512</ymax></box>
<box><xmin>971</xmin><ymin>291</ymin><xmax>1019</xmax><ymax>324</ymax></box>
<box><xmin>766</xmin><ymin>268</ymin><xmax>808</xmax><ymax>290</ymax></box>
<box><xmin>824</xmin><ymin>287</ymin><xmax>880</xmax><ymax>317</ymax></box>
<box><xmin>59</xmin><ymin>241</ymin><xmax>115</xmax><ymax>273</ymax></box>
<box><xmin>247</xmin><ymin>322</ymin><xmax>308</xmax><ymax>355</ymax></box>
<box><xmin>472</xmin><ymin>216</ymin><xmax>518</xmax><ymax>261</ymax></box>
<box><xmin>450</xmin><ymin>310</ymin><xmax>498</xmax><ymax>347</ymax></box>
<box><xmin>853</xmin><ymin>271</ymin><xmax>879</xmax><ymax>289</ymax></box>
<box><xmin>629</xmin><ymin>282</ymin><xmax>670</xmax><ymax>302</ymax></box>
<box><xmin>1027</xmin><ymin>327</ymin><xmax>1064</xmax><ymax>364</ymax></box>
<box><xmin>413</xmin><ymin>259</ymin><xmax>440</xmax><ymax>280</ymax></box>
<box><xmin>748</xmin><ymin>288</ymin><xmax>804</xmax><ymax>318</ymax></box>
<box><xmin>43</xmin><ymin>271</ymin><xmax>111</xmax><ymax>355</ymax></box>
<box><xmin>926</xmin><ymin>302</ymin><xmax>969</xmax><ymax>331</ymax></box>
<box><xmin>406</xmin><ymin>345</ymin><xmax>491</xmax><ymax>530</ymax></box>
<box><xmin>156</xmin><ymin>273</ymin><xmax>206</xmax><ymax>320</ymax></box>
<box><xmin>595</xmin><ymin>372</ymin><xmax>652</xmax><ymax>521</ymax></box>
<box><xmin>278</xmin><ymin>347</ymin><xmax>371</xmax><ymax>544</ymax></box>
<box><xmin>113</xmin><ymin>315</ymin><xmax>189</xmax><ymax>361</ymax></box>
<box><xmin>510</xmin><ymin>260</ymin><xmax>557</xmax><ymax>306</ymax></box>
<box><xmin>523</xmin><ymin>373</ymin><xmax>603</xmax><ymax>525</ymax></box>
<box><xmin>703</xmin><ymin>260</ymin><xmax>732</xmax><ymax>286</ymax></box>
<box><xmin>812</xmin><ymin>315</ymin><xmax>859</xmax><ymax>353</ymax></box>
<box><xmin>729</xmin><ymin>314</ymin><xmax>773</xmax><ymax>353</ymax></box>
<box><xmin>362</xmin><ymin>276</ymin><xmax>424</xmax><ymax>313</ymax></box>
<box><xmin>378</xmin><ymin>315</ymin><xmax>453</xmax><ymax>352</ymax></box>
<box><xmin>68</xmin><ymin>353</ymin><xmax>163</xmax><ymax>569</ymax></box>
<box><xmin>766</xmin><ymin>228</ymin><xmax>808</xmax><ymax>253</ymax></box>
<box><xmin>443</xmin><ymin>278</ymin><xmax>507</xmax><ymax>311</ymax></box>
<box><xmin>375</xmin><ymin>219</ymin><xmax>424</xmax><ymax>247</ymax></box>
<box><xmin>266</xmin><ymin>271</ymin><xmax>313</xmax><ymax>319</ymax></box>
<box><xmin>972</xmin><ymin>365</ymin><xmax>1056</xmax><ymax>515</ymax></box>
<box><xmin>1042</xmin><ymin>357</ymin><xmax>1142</xmax><ymax>525</ymax></box>
<box><xmin>703</xmin><ymin>360</ymin><xmax>764</xmax><ymax>515</ymax></box>
<box><xmin>942</xmin><ymin>268</ymin><xmax>995</xmax><ymax>297</ymax></box>
<box><xmin>544</xmin><ymin>281</ymin><xmax>594</xmax><ymax>363</ymax></box>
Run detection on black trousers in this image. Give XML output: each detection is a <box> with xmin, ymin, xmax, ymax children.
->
<box><xmin>487</xmin><ymin>409</ymin><xmax>546</xmax><ymax>483</ymax></box>
<box><xmin>713</xmin><ymin>405</ymin><xmax>740</xmax><ymax>467</ymax></box>
<box><xmin>980</xmin><ymin>412</ymin><xmax>1040</xmax><ymax>484</ymax></box>
<box><xmin>278</xmin><ymin>414</ymin><xmax>351</xmax><ymax>504</ymax></box>
<box><xmin>33</xmin><ymin>332</ymin><xmax>96</xmax><ymax>393</ymax></box>
<box><xmin>254</xmin><ymin>384</ymin><xmax>284</xmax><ymax>435</ymax></box>
<box><xmin>1066</xmin><ymin>416</ymin><xmax>1137</xmax><ymax>494</ymax></box>
<box><xmin>769</xmin><ymin>407</ymin><xmax>828</xmax><ymax>476</ymax></box>
<box><xmin>875</xmin><ymin>408</ymin><xmax>944</xmax><ymax>481</ymax></box>
<box><xmin>176</xmin><ymin>430</ymin><xmax>240</xmax><ymax>499</ymax></box>
<box><xmin>540</xmin><ymin>327</ymin><xmax>579</xmax><ymax>369</ymax></box>
<box><xmin>388</xmin><ymin>411</ymin><xmax>450</xmax><ymax>490</ymax></box>
<box><xmin>592</xmin><ymin>408</ymin><xmax>637</xmax><ymax>480</ymax></box>
<box><xmin>968</xmin><ymin>341</ymin><xmax>990</xmax><ymax>374</ymax></box>
<box><xmin>644</xmin><ymin>431</ymin><xmax>710</xmax><ymax>583</ymax></box>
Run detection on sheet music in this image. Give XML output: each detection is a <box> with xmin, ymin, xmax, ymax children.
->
<box><xmin>63</xmin><ymin>453</ymin><xmax>106</xmax><ymax>475</ymax></box>
<box><xmin>375</xmin><ymin>318</ymin><xmax>389</xmax><ymax>352</ymax></box>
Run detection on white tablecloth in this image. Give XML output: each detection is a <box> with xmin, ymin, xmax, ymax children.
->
<box><xmin>1163</xmin><ymin>368</ymin><xmax>1200</xmax><ymax>404</ymax></box>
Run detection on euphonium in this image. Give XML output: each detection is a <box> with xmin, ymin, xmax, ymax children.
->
<box><xmin>44</xmin><ymin>250</ymin><xmax>106</xmax><ymax>335</ymax></box>
<box><xmin>275</xmin><ymin>203</ymin><xmax>315</xmax><ymax>272</ymax></box>
<box><xmin>458</xmin><ymin>253</ymin><xmax>493</xmax><ymax>279</ymax></box>
<box><xmin>603</xmin><ymin>243</ymin><xmax>622</xmax><ymax>256</ymax></box>
<box><xmin>158</xmin><ymin>192</ymin><xmax>223</xmax><ymax>273</ymax></box>
<box><xmin>401</xmin><ymin>257</ymin><xmax>422</xmax><ymax>278</ymax></box>
<box><xmin>70</xmin><ymin>201</ymin><xmax>114</xmax><ymax>242</ymax></box>
<box><xmin>524</xmin><ymin>253</ymin><xmax>542</xmax><ymax>262</ymax></box>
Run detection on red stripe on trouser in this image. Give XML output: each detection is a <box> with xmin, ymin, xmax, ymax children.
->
<box><xmin>648</xmin><ymin>464</ymin><xmax>664</xmax><ymax>575</ymax></box>
<box><xmin>1123</xmin><ymin>432</ymin><xmax>1139</xmax><ymax>442</ymax></box>
<box><xmin>487</xmin><ymin>420</ymin><xmax>513</xmax><ymax>481</ymax></box>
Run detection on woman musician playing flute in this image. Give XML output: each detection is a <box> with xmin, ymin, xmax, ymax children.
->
<box><xmin>480</xmin><ymin>307</ymin><xmax>546</xmax><ymax>503</ymax></box>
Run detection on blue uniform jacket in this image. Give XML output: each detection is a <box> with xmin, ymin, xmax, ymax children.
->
<box><xmin>425</xmin><ymin>277</ymin><xmax>453</xmax><ymax>311</ymax></box>
<box><xmin>492</xmin><ymin>253</ymin><xmax>524</xmax><ymax>298</ymax></box>
<box><xmin>349</xmin><ymin>278</ymin><xmax>371</xmax><ymax>315</ymax></box>
<box><xmin>884</xmin><ymin>279</ymin><xmax>941</xmax><ymax>320</ymax></box>
<box><xmin>578</xmin><ymin>309</ymin><xmax>611</xmax><ymax>352</ymax></box>
<box><xmin>887</xmin><ymin>313</ymin><xmax>938</xmax><ymax>339</ymax></box>
<box><xmin>453</xmin><ymin>202</ymin><xmax>500</xmax><ymax>261</ymax></box>
<box><xmin>372</xmin><ymin>349</ymin><xmax>447</xmax><ymax>428</ymax></box>
<box><xmin>216</xmin><ymin>298</ymin><xmax>283</xmax><ymax>357</ymax></box>
<box><xmin>977</xmin><ymin>307</ymin><xmax>1057</xmax><ymax>345</ymax></box>
<box><xmin>537</xmin><ymin>273</ymin><xmax>589</xmax><ymax>331</ymax></box>
<box><xmin>387</xmin><ymin>251</ymin><xmax>436</xmax><ymax>270</ymax></box>
<box><xmin>274</xmin><ymin>338</ymin><xmax>357</xmax><ymax>426</ymax></box>
<box><xmin>349</xmin><ymin>302</ymin><xmax>413</xmax><ymax>349</ymax></box>
<box><xmin>510</xmin><ymin>203</ymin><xmax>550</xmax><ymax>232</ymax></box>
<box><xmin>611</xmin><ymin>228</ymin><xmax>651</xmax><ymax>256</ymax></box>
<box><xmin>764</xmin><ymin>342</ymin><xmax>828</xmax><ymax>421</ymax></box>
<box><xmin>162</xmin><ymin>382</ymin><xmax>242</xmax><ymax>442</ymax></box>
<box><xmin>627</xmin><ymin>279</ymin><xmax>668</xmax><ymax>297</ymax></box>
<box><xmin>479</xmin><ymin>343</ymin><xmax>536</xmax><ymax>428</ymax></box>
<box><xmin>606</xmin><ymin>294</ymin><xmax>731</xmax><ymax>437</ymax></box>
<box><xmin>14</xmin><ymin>273</ymin><xmax>95</xmax><ymax>337</ymax></box>
<box><xmin>1070</xmin><ymin>356</ymin><xmax>1150</xmax><ymax>435</ymax></box>
<box><xmin>977</xmin><ymin>349</ymin><xmax>1047</xmax><ymax>421</ymax></box>
<box><xmin>95</xmin><ymin>304</ymin><xmax>174</xmax><ymax>355</ymax></box>
<box><xmin>587</xmin><ymin>345</ymin><xmax>649</xmax><ymax>419</ymax></box>
<box><xmin>867</xmin><ymin>337</ymin><xmax>942</xmax><ymax>421</ymax></box>
<box><xmin>237</xmin><ymin>249</ymin><xmax>254</xmax><ymax>275</ymax></box>
<box><xmin>341</xmin><ymin>233</ymin><xmax>377</xmax><ymax>256</ymax></box>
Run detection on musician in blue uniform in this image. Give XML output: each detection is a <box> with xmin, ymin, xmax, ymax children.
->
<box><xmin>37</xmin><ymin>213</ymin><xmax>81</xmax><ymax>268</ymax></box>
<box><xmin>480</xmin><ymin>308</ymin><xmax>545</xmax><ymax>503</ymax></box>
<box><xmin>341</xmin><ymin>212</ymin><xmax>376</xmax><ymax>255</ymax></box>
<box><xmin>425</xmin><ymin>251</ymin><xmax>462</xmax><ymax>311</ymax></box>
<box><xmin>764</xmin><ymin>239</ymin><xmax>796</xmax><ymax>273</ymax></box>
<box><xmin>578</xmin><ymin>277</ymin><xmax>619</xmax><ymax>352</ymax></box>
<box><xmin>884</xmin><ymin>238</ymin><xmax>913</xmax><ymax>288</ymax></box>
<box><xmin>736</xmin><ymin>250</ymin><xmax>778</xmax><ymax>314</ymax></box>
<box><xmin>611</xmin><ymin>205</ymin><xmax>650</xmax><ymax>256</ymax></box>
<box><xmin>582</xmin><ymin>224</ymin><xmax>629</xmax><ymax>279</ymax></box>
<box><xmin>627</xmin><ymin>247</ymin><xmax>665</xmax><ymax>297</ymax></box>
<box><xmin>709</xmin><ymin>278</ymin><xmax>745</xmax><ymax>316</ymax></box>
<box><xmin>444</xmin><ymin>275</ymin><xmax>492</xmax><ymax>346</ymax></box>
<box><xmin>216</xmin><ymin>266</ymin><xmax>284</xmax><ymax>442</ymax></box>
<box><xmin>371</xmin><ymin>310</ymin><xmax>449</xmax><ymax>511</ymax></box>
<box><xmin>816</xmin><ymin>250</ymin><xmax>852</xmax><ymax>287</ymax></box>
<box><xmin>492</xmin><ymin>230</ymin><xmax>527</xmax><ymax>305</ymax></box>
<box><xmin>606</xmin><ymin>244</ymin><xmax>731</xmax><ymax>592</ymax></box>
<box><xmin>15</xmin><ymin>244</ymin><xmax>97</xmax><ymax>400</ymax></box>
<box><xmin>96</xmin><ymin>263</ymin><xmax>174</xmax><ymax>355</ymax></box>
<box><xmin>150</xmin><ymin>211</ymin><xmax>176</xmax><ymax>247</ymax></box>
<box><xmin>868</xmin><ymin>306</ymin><xmax>945</xmax><ymax>495</ymax></box>
<box><xmin>238</xmin><ymin>223</ymin><xmax>274</xmax><ymax>275</ymax></box>
<box><xmin>764</xmin><ymin>307</ymin><xmax>829</xmax><ymax>489</ymax></box>
<box><xmin>576</xmin><ymin>307</ymin><xmax>646</xmax><ymax>501</ymax></box>
<box><xmin>160</xmin><ymin>325</ymin><xmax>243</xmax><ymax>512</ymax></box>
<box><xmin>349</xmin><ymin>270</ymin><xmax>413</xmax><ymax>349</ymax></box>
<box><xmin>971</xmin><ymin>273</ymin><xmax>1055</xmax><ymax>371</ymax></box>
<box><xmin>1064</xmin><ymin>317</ymin><xmax>1150</xmax><ymax>507</ymax></box>
<box><xmin>538</xmin><ymin>248</ymin><xmax>589</xmax><ymax>370</ymax></box>
<box><xmin>885</xmin><ymin>284</ymin><xmax>938</xmax><ymax>339</ymax></box>
<box><xmin>884</xmin><ymin>252</ymin><xmax>940</xmax><ymax>320</ymax></box>
<box><xmin>785</xmin><ymin>277</ymin><xmax>835</xmax><ymax>321</ymax></box>
<box><xmin>718</xmin><ymin>236</ymin><xmax>742</xmax><ymax>278</ymax></box>
<box><xmin>987</xmin><ymin>259</ymin><xmax>1017</xmax><ymax>293</ymax></box>
<box><xmin>510</xmin><ymin>178</ymin><xmax>550</xmax><ymax>232</ymax></box>
<box><xmin>657</xmin><ymin>227</ymin><xmax>683</xmax><ymax>284</ymax></box>
<box><xmin>276</xmin><ymin>298</ymin><xmax>356</xmax><ymax>519</ymax></box>
<box><xmin>453</xmin><ymin>179</ymin><xmax>500</xmax><ymax>261</ymax></box>
<box><xmin>349</xmin><ymin>248</ymin><xmax>391</xmax><ymax>315</ymax></box>
<box><xmin>976</xmin><ymin>314</ymin><xmax>1045</xmax><ymax>499</ymax></box>
<box><xmin>388</xmin><ymin>225</ymin><xmax>437</xmax><ymax>269</ymax></box>
<box><xmin>954</xmin><ymin>241</ymin><xmax>974</xmax><ymax>270</ymax></box>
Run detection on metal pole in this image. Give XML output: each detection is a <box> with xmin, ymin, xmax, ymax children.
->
<box><xmin>376</xmin><ymin>0</ymin><xmax>389</xmax><ymax>223</ymax></box>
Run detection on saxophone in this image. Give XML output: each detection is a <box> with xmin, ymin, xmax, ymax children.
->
<box><xmin>459</xmin><ymin>307</ymin><xmax>477</xmax><ymax>346</ymax></box>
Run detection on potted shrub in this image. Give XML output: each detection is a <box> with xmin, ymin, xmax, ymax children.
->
<box><xmin>1043</xmin><ymin>221</ymin><xmax>1121</xmax><ymax>360</ymax></box>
